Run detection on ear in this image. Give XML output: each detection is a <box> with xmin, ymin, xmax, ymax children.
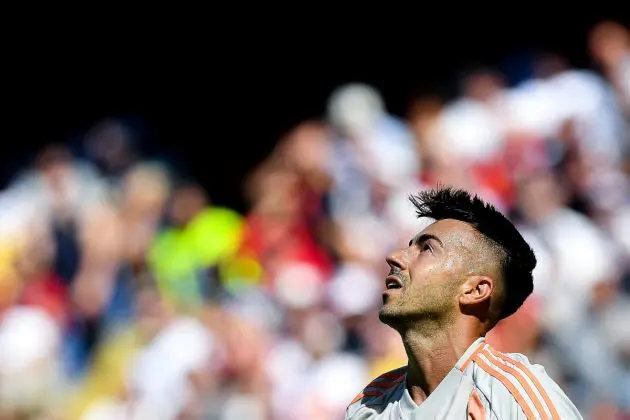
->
<box><xmin>459</xmin><ymin>275</ymin><xmax>493</xmax><ymax>306</ymax></box>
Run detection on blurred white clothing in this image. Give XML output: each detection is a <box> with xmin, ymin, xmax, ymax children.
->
<box><xmin>125</xmin><ymin>317</ymin><xmax>213</xmax><ymax>420</ymax></box>
<box><xmin>0</xmin><ymin>305</ymin><xmax>61</xmax><ymax>412</ymax></box>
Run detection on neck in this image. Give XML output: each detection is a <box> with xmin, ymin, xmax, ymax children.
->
<box><xmin>399</xmin><ymin>317</ymin><xmax>481</xmax><ymax>405</ymax></box>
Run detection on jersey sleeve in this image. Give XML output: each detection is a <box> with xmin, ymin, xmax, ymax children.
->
<box><xmin>345</xmin><ymin>367</ymin><xmax>406</xmax><ymax>420</ymax></box>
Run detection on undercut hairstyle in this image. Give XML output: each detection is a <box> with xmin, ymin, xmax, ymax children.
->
<box><xmin>409</xmin><ymin>187</ymin><xmax>536</xmax><ymax>320</ymax></box>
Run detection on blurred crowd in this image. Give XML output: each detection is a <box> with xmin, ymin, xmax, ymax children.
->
<box><xmin>0</xmin><ymin>20</ymin><xmax>629</xmax><ymax>420</ymax></box>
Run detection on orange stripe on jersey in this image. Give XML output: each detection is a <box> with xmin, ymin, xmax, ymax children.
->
<box><xmin>489</xmin><ymin>348</ymin><xmax>560</xmax><ymax>420</ymax></box>
<box><xmin>473</xmin><ymin>354</ymin><xmax>536</xmax><ymax>420</ymax></box>
<box><xmin>379</xmin><ymin>371</ymin><xmax>405</xmax><ymax>380</ymax></box>
<box><xmin>349</xmin><ymin>391</ymin><xmax>383</xmax><ymax>406</ymax></box>
<box><xmin>366</xmin><ymin>376</ymin><xmax>404</xmax><ymax>389</ymax></box>
<box><xmin>348</xmin><ymin>370</ymin><xmax>405</xmax><ymax>408</ymax></box>
<box><xmin>483</xmin><ymin>348</ymin><xmax>547</xmax><ymax>420</ymax></box>
<box><xmin>460</xmin><ymin>344</ymin><xmax>485</xmax><ymax>372</ymax></box>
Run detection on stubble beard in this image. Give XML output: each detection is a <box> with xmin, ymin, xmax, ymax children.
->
<box><xmin>378</xmin><ymin>277</ymin><xmax>456</xmax><ymax>334</ymax></box>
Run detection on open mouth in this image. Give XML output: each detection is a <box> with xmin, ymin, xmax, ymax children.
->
<box><xmin>385</xmin><ymin>275</ymin><xmax>403</xmax><ymax>290</ymax></box>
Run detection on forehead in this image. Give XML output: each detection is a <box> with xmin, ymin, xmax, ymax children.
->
<box><xmin>416</xmin><ymin>219</ymin><xmax>480</xmax><ymax>245</ymax></box>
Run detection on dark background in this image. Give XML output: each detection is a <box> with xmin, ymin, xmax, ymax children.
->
<box><xmin>4</xmin><ymin>12</ymin><xmax>629</xmax><ymax>212</ymax></box>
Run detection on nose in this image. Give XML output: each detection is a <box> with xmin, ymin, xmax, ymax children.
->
<box><xmin>386</xmin><ymin>249</ymin><xmax>407</xmax><ymax>271</ymax></box>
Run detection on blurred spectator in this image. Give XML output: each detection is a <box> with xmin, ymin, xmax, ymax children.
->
<box><xmin>589</xmin><ymin>21</ymin><xmax>630</xmax><ymax>113</ymax></box>
<box><xmin>0</xmin><ymin>224</ymin><xmax>62</xmax><ymax>418</ymax></box>
<box><xmin>437</xmin><ymin>68</ymin><xmax>509</xmax><ymax>163</ymax></box>
<box><xmin>83</xmin><ymin>118</ymin><xmax>141</xmax><ymax>183</ymax></box>
<box><xmin>148</xmin><ymin>182</ymin><xmax>244</xmax><ymax>309</ymax></box>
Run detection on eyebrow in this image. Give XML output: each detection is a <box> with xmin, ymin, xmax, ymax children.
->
<box><xmin>409</xmin><ymin>233</ymin><xmax>444</xmax><ymax>248</ymax></box>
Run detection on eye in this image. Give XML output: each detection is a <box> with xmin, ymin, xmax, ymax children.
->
<box><xmin>421</xmin><ymin>243</ymin><xmax>432</xmax><ymax>253</ymax></box>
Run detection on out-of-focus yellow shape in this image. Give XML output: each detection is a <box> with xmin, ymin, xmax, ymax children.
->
<box><xmin>368</xmin><ymin>353</ymin><xmax>409</xmax><ymax>381</ymax></box>
<box><xmin>63</xmin><ymin>328</ymin><xmax>140</xmax><ymax>420</ymax></box>
<box><xmin>148</xmin><ymin>207</ymin><xmax>244</xmax><ymax>306</ymax></box>
<box><xmin>0</xmin><ymin>243</ymin><xmax>20</xmax><ymax>308</ymax></box>
<box><xmin>220</xmin><ymin>253</ymin><xmax>263</xmax><ymax>293</ymax></box>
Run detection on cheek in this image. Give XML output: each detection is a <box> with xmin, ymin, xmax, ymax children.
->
<box><xmin>409</xmin><ymin>255</ymin><xmax>459</xmax><ymax>287</ymax></box>
<box><xmin>408</xmin><ymin>256</ymin><xmax>437</xmax><ymax>284</ymax></box>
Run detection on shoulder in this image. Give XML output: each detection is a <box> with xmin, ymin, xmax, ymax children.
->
<box><xmin>345</xmin><ymin>366</ymin><xmax>406</xmax><ymax>419</ymax></box>
<box><xmin>461</xmin><ymin>342</ymin><xmax>583</xmax><ymax>419</ymax></box>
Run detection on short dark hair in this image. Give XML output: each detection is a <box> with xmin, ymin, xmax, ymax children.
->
<box><xmin>409</xmin><ymin>187</ymin><xmax>536</xmax><ymax>320</ymax></box>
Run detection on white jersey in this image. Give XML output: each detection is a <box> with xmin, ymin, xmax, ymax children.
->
<box><xmin>346</xmin><ymin>337</ymin><xmax>582</xmax><ymax>419</ymax></box>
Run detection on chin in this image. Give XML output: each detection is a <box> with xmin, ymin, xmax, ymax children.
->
<box><xmin>379</xmin><ymin>303</ymin><xmax>425</xmax><ymax>329</ymax></box>
<box><xmin>378</xmin><ymin>305</ymin><xmax>402</xmax><ymax>326</ymax></box>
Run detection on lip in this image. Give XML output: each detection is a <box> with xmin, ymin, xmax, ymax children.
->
<box><xmin>384</xmin><ymin>275</ymin><xmax>403</xmax><ymax>290</ymax></box>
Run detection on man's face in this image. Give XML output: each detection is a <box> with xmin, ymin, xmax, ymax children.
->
<box><xmin>378</xmin><ymin>219</ymin><xmax>482</xmax><ymax>327</ymax></box>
